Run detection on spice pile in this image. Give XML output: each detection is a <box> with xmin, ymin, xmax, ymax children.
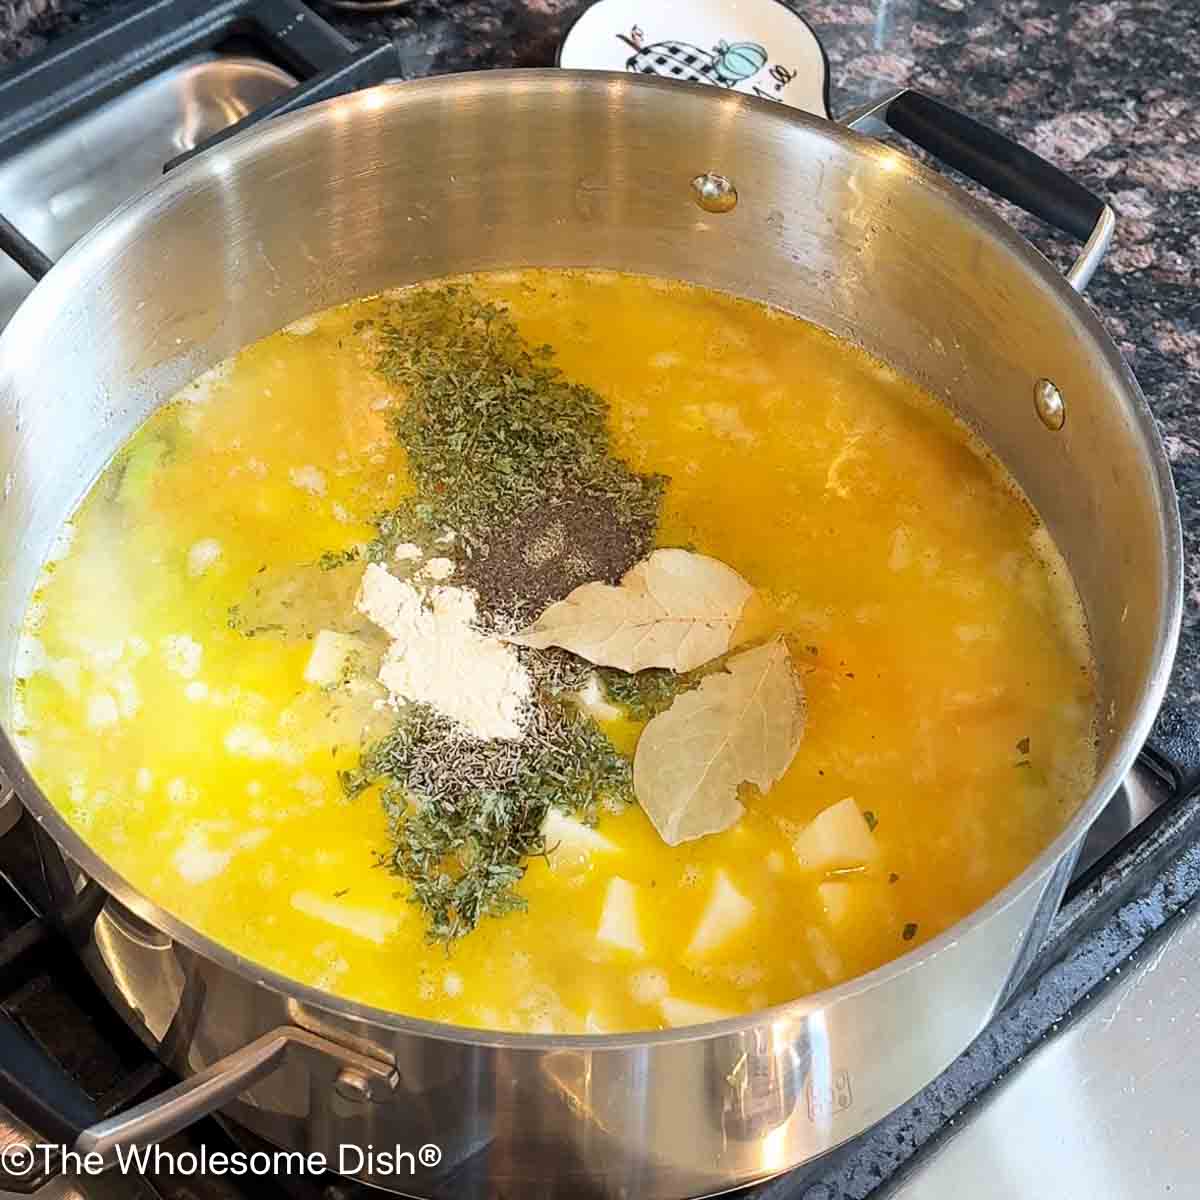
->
<box><xmin>341</xmin><ymin>285</ymin><xmax>678</xmax><ymax>941</ymax></box>
<box><xmin>456</xmin><ymin>496</ymin><xmax>655</xmax><ymax>628</ymax></box>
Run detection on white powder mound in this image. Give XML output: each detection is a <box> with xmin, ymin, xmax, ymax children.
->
<box><xmin>356</xmin><ymin>563</ymin><xmax>531</xmax><ymax>740</ymax></box>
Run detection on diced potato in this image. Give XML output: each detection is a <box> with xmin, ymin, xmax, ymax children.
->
<box><xmin>304</xmin><ymin>629</ymin><xmax>366</xmax><ymax>687</ymax></box>
<box><xmin>542</xmin><ymin>809</ymin><xmax>616</xmax><ymax>866</ymax></box>
<box><xmin>233</xmin><ymin>561</ymin><xmax>366</xmax><ymax>640</ymax></box>
<box><xmin>278</xmin><ymin>678</ymin><xmax>391</xmax><ymax>757</ymax></box>
<box><xmin>597</xmin><ymin>877</ymin><xmax>645</xmax><ymax>955</ymax></box>
<box><xmin>660</xmin><ymin>997</ymin><xmax>735</xmax><ymax>1027</ymax></box>
<box><xmin>290</xmin><ymin>890</ymin><xmax>401</xmax><ymax>944</ymax></box>
<box><xmin>686</xmin><ymin>869</ymin><xmax>754</xmax><ymax>957</ymax></box>
<box><xmin>793</xmin><ymin>797</ymin><xmax>880</xmax><ymax>871</ymax></box>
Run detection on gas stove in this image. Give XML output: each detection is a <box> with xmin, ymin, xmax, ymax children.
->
<box><xmin>0</xmin><ymin>4</ymin><xmax>1198</xmax><ymax>1199</ymax></box>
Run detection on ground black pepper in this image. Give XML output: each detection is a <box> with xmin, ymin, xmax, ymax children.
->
<box><xmin>457</xmin><ymin>494</ymin><xmax>656</xmax><ymax>626</ymax></box>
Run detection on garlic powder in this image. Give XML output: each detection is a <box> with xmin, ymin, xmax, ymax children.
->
<box><xmin>356</xmin><ymin>563</ymin><xmax>531</xmax><ymax>740</ymax></box>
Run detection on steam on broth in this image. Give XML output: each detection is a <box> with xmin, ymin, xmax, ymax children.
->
<box><xmin>11</xmin><ymin>271</ymin><xmax>1097</xmax><ymax>1033</ymax></box>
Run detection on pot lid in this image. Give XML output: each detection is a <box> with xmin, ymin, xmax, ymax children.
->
<box><xmin>558</xmin><ymin>0</ymin><xmax>832</xmax><ymax>118</ymax></box>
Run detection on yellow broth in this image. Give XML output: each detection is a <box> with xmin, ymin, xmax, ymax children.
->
<box><xmin>11</xmin><ymin>271</ymin><xmax>1096</xmax><ymax>1032</ymax></box>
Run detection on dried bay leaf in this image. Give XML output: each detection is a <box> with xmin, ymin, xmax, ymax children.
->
<box><xmin>633</xmin><ymin>638</ymin><xmax>805</xmax><ymax>846</ymax></box>
<box><xmin>507</xmin><ymin>548</ymin><xmax>753</xmax><ymax>673</ymax></box>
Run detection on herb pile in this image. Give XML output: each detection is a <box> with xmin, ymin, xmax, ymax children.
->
<box><xmin>340</xmin><ymin>284</ymin><xmax>676</xmax><ymax>943</ymax></box>
<box><xmin>315</xmin><ymin>286</ymin><xmax>808</xmax><ymax>946</ymax></box>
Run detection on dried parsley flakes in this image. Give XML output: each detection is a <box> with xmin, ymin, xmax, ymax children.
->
<box><xmin>365</xmin><ymin>285</ymin><xmax>664</xmax><ymax>579</ymax></box>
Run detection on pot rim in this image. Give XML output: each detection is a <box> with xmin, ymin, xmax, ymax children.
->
<box><xmin>0</xmin><ymin>69</ymin><xmax>1184</xmax><ymax>1051</ymax></box>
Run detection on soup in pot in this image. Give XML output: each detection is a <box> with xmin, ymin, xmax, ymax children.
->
<box><xmin>11</xmin><ymin>270</ymin><xmax>1097</xmax><ymax>1033</ymax></box>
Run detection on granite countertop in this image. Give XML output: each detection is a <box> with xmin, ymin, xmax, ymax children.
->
<box><xmin>2</xmin><ymin>0</ymin><xmax>1197</xmax><ymax>744</ymax></box>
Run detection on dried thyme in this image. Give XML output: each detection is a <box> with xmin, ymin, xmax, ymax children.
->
<box><xmin>343</xmin><ymin>652</ymin><xmax>633</xmax><ymax>943</ymax></box>
<box><xmin>318</xmin><ymin>547</ymin><xmax>360</xmax><ymax>571</ymax></box>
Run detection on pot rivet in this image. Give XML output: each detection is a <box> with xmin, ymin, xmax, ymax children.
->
<box><xmin>691</xmin><ymin>172</ymin><xmax>738</xmax><ymax>214</ymax></box>
<box><xmin>1034</xmin><ymin>378</ymin><xmax>1066</xmax><ymax>431</ymax></box>
<box><xmin>334</xmin><ymin>1067</ymin><xmax>374</xmax><ymax>1103</ymax></box>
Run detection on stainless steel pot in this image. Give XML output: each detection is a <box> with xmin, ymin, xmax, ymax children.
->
<box><xmin>0</xmin><ymin>71</ymin><xmax>1182</xmax><ymax>1198</ymax></box>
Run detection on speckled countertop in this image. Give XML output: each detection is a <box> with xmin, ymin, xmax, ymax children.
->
<box><xmin>1</xmin><ymin>0</ymin><xmax>1197</xmax><ymax>746</ymax></box>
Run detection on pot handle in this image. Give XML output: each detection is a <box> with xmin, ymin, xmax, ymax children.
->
<box><xmin>0</xmin><ymin>1022</ymin><xmax>397</xmax><ymax>1192</ymax></box>
<box><xmin>843</xmin><ymin>89</ymin><xmax>1114</xmax><ymax>292</ymax></box>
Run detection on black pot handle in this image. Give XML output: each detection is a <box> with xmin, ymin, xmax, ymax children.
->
<box><xmin>843</xmin><ymin>89</ymin><xmax>1113</xmax><ymax>291</ymax></box>
<box><xmin>0</xmin><ymin>215</ymin><xmax>53</xmax><ymax>284</ymax></box>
